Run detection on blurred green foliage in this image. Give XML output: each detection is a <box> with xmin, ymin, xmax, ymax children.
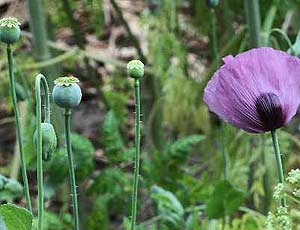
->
<box><xmin>2</xmin><ymin>0</ymin><xmax>300</xmax><ymax>229</ymax></box>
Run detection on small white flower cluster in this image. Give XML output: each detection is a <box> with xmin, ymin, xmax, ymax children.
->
<box><xmin>266</xmin><ymin>207</ymin><xmax>291</xmax><ymax>230</ymax></box>
<box><xmin>287</xmin><ymin>169</ymin><xmax>300</xmax><ymax>198</ymax></box>
<box><xmin>287</xmin><ymin>169</ymin><xmax>300</xmax><ymax>184</ymax></box>
<box><xmin>273</xmin><ymin>183</ymin><xmax>285</xmax><ymax>201</ymax></box>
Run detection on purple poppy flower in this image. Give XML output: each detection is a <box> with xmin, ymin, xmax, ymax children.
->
<box><xmin>203</xmin><ymin>47</ymin><xmax>300</xmax><ymax>133</ymax></box>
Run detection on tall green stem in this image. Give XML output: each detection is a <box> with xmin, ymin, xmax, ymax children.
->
<box><xmin>65</xmin><ymin>109</ymin><xmax>79</xmax><ymax>230</ymax></box>
<box><xmin>35</xmin><ymin>74</ymin><xmax>51</xmax><ymax>230</ymax></box>
<box><xmin>221</xmin><ymin>122</ymin><xmax>228</xmax><ymax>180</ymax></box>
<box><xmin>271</xmin><ymin>130</ymin><xmax>286</xmax><ymax>207</ymax></box>
<box><xmin>223</xmin><ymin>0</ymin><xmax>234</xmax><ymax>40</ymax></box>
<box><xmin>210</xmin><ymin>9</ymin><xmax>219</xmax><ymax>61</ymax></box>
<box><xmin>7</xmin><ymin>45</ymin><xmax>32</xmax><ymax>212</ymax></box>
<box><xmin>130</xmin><ymin>79</ymin><xmax>142</xmax><ymax>230</ymax></box>
<box><xmin>244</xmin><ymin>0</ymin><xmax>261</xmax><ymax>48</ymax></box>
<box><xmin>26</xmin><ymin>0</ymin><xmax>64</xmax><ymax>143</ymax></box>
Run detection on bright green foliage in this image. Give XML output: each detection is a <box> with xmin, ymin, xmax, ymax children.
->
<box><xmin>0</xmin><ymin>204</ymin><xmax>33</xmax><ymax>230</ymax></box>
<box><xmin>32</xmin><ymin>212</ymin><xmax>73</xmax><ymax>230</ymax></box>
<box><xmin>185</xmin><ymin>209</ymin><xmax>201</xmax><ymax>230</ymax></box>
<box><xmin>205</xmin><ymin>180</ymin><xmax>245</xmax><ymax>219</ymax></box>
<box><xmin>104</xmin><ymin>91</ymin><xmax>129</xmax><ymax>125</ymax></box>
<box><xmin>168</xmin><ymin>135</ymin><xmax>205</xmax><ymax>159</ymax></box>
<box><xmin>87</xmin><ymin>195</ymin><xmax>110</xmax><ymax>230</ymax></box>
<box><xmin>48</xmin><ymin>133</ymin><xmax>94</xmax><ymax>183</ymax></box>
<box><xmin>151</xmin><ymin>185</ymin><xmax>184</xmax><ymax>229</ymax></box>
<box><xmin>145</xmin><ymin>135</ymin><xmax>204</xmax><ymax>189</ymax></box>
<box><xmin>100</xmin><ymin>110</ymin><xmax>124</xmax><ymax>160</ymax></box>
<box><xmin>231</xmin><ymin>213</ymin><xmax>266</xmax><ymax>230</ymax></box>
<box><xmin>87</xmin><ymin>168</ymin><xmax>132</xmax><ymax>213</ymax></box>
<box><xmin>0</xmin><ymin>175</ymin><xmax>23</xmax><ymax>202</ymax></box>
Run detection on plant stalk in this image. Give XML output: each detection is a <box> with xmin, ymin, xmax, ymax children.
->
<box><xmin>7</xmin><ymin>45</ymin><xmax>32</xmax><ymax>213</ymax></box>
<box><xmin>64</xmin><ymin>109</ymin><xmax>79</xmax><ymax>230</ymax></box>
<box><xmin>210</xmin><ymin>9</ymin><xmax>219</xmax><ymax>60</ymax></box>
<box><xmin>244</xmin><ymin>0</ymin><xmax>261</xmax><ymax>48</ymax></box>
<box><xmin>35</xmin><ymin>74</ymin><xmax>51</xmax><ymax>230</ymax></box>
<box><xmin>130</xmin><ymin>79</ymin><xmax>142</xmax><ymax>230</ymax></box>
<box><xmin>271</xmin><ymin>130</ymin><xmax>287</xmax><ymax>207</ymax></box>
<box><xmin>26</xmin><ymin>0</ymin><xmax>65</xmax><ymax>144</ymax></box>
<box><xmin>221</xmin><ymin>122</ymin><xmax>228</xmax><ymax>180</ymax></box>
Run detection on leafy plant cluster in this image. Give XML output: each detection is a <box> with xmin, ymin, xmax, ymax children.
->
<box><xmin>2</xmin><ymin>0</ymin><xmax>300</xmax><ymax>230</ymax></box>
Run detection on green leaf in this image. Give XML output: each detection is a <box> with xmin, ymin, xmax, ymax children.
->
<box><xmin>48</xmin><ymin>133</ymin><xmax>95</xmax><ymax>184</ymax></box>
<box><xmin>205</xmin><ymin>180</ymin><xmax>245</xmax><ymax>219</ymax></box>
<box><xmin>168</xmin><ymin>135</ymin><xmax>205</xmax><ymax>160</ymax></box>
<box><xmin>87</xmin><ymin>195</ymin><xmax>110</xmax><ymax>230</ymax></box>
<box><xmin>0</xmin><ymin>204</ymin><xmax>33</xmax><ymax>230</ymax></box>
<box><xmin>100</xmin><ymin>110</ymin><xmax>124</xmax><ymax>161</ymax></box>
<box><xmin>0</xmin><ymin>175</ymin><xmax>23</xmax><ymax>203</ymax></box>
<box><xmin>150</xmin><ymin>185</ymin><xmax>184</xmax><ymax>228</ymax></box>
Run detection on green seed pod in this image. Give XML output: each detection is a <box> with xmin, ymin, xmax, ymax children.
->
<box><xmin>127</xmin><ymin>60</ymin><xmax>144</xmax><ymax>79</ymax></box>
<box><xmin>52</xmin><ymin>76</ymin><xmax>82</xmax><ymax>109</ymax></box>
<box><xmin>0</xmin><ymin>17</ymin><xmax>21</xmax><ymax>44</ymax></box>
<box><xmin>206</xmin><ymin>0</ymin><xmax>219</xmax><ymax>8</ymax></box>
<box><xmin>34</xmin><ymin>123</ymin><xmax>57</xmax><ymax>161</ymax></box>
<box><xmin>15</xmin><ymin>82</ymin><xmax>27</xmax><ymax>101</ymax></box>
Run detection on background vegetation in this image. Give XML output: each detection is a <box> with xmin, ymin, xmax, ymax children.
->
<box><xmin>1</xmin><ymin>0</ymin><xmax>300</xmax><ymax>229</ymax></box>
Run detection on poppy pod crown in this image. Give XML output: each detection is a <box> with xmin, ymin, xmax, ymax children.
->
<box><xmin>204</xmin><ymin>47</ymin><xmax>300</xmax><ymax>133</ymax></box>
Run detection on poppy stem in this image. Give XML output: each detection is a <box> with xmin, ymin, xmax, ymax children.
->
<box><xmin>130</xmin><ymin>79</ymin><xmax>142</xmax><ymax>230</ymax></box>
<box><xmin>271</xmin><ymin>129</ymin><xmax>286</xmax><ymax>207</ymax></box>
<box><xmin>221</xmin><ymin>122</ymin><xmax>228</xmax><ymax>180</ymax></box>
<box><xmin>6</xmin><ymin>44</ymin><xmax>32</xmax><ymax>213</ymax></box>
<box><xmin>64</xmin><ymin>109</ymin><xmax>79</xmax><ymax>230</ymax></box>
<box><xmin>35</xmin><ymin>74</ymin><xmax>51</xmax><ymax>230</ymax></box>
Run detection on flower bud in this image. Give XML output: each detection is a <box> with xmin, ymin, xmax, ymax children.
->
<box><xmin>0</xmin><ymin>17</ymin><xmax>21</xmax><ymax>44</ymax></box>
<box><xmin>34</xmin><ymin>123</ymin><xmax>57</xmax><ymax>161</ymax></box>
<box><xmin>52</xmin><ymin>76</ymin><xmax>82</xmax><ymax>109</ymax></box>
<box><xmin>127</xmin><ymin>60</ymin><xmax>144</xmax><ymax>79</ymax></box>
<box><xmin>206</xmin><ymin>0</ymin><xmax>219</xmax><ymax>8</ymax></box>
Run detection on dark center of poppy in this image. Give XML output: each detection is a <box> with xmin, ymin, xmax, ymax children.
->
<box><xmin>255</xmin><ymin>93</ymin><xmax>284</xmax><ymax>131</ymax></box>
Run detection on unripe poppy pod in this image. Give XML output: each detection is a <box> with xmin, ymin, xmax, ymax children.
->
<box><xmin>206</xmin><ymin>0</ymin><xmax>219</xmax><ymax>8</ymax></box>
<box><xmin>0</xmin><ymin>17</ymin><xmax>21</xmax><ymax>44</ymax></box>
<box><xmin>34</xmin><ymin>123</ymin><xmax>57</xmax><ymax>161</ymax></box>
<box><xmin>127</xmin><ymin>60</ymin><xmax>145</xmax><ymax>79</ymax></box>
<box><xmin>52</xmin><ymin>76</ymin><xmax>82</xmax><ymax>109</ymax></box>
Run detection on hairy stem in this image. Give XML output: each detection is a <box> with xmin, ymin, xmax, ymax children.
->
<box><xmin>7</xmin><ymin>45</ymin><xmax>32</xmax><ymax>213</ymax></box>
<box><xmin>35</xmin><ymin>74</ymin><xmax>51</xmax><ymax>230</ymax></box>
<box><xmin>130</xmin><ymin>79</ymin><xmax>142</xmax><ymax>230</ymax></box>
<box><xmin>271</xmin><ymin>130</ymin><xmax>287</xmax><ymax>207</ymax></box>
<box><xmin>65</xmin><ymin>109</ymin><xmax>79</xmax><ymax>230</ymax></box>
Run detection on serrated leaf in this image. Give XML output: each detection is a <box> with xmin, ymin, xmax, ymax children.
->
<box><xmin>0</xmin><ymin>204</ymin><xmax>33</xmax><ymax>230</ymax></box>
<box><xmin>205</xmin><ymin>180</ymin><xmax>245</xmax><ymax>219</ymax></box>
<box><xmin>168</xmin><ymin>135</ymin><xmax>204</xmax><ymax>159</ymax></box>
<box><xmin>100</xmin><ymin>110</ymin><xmax>124</xmax><ymax>159</ymax></box>
<box><xmin>150</xmin><ymin>185</ymin><xmax>184</xmax><ymax>228</ymax></box>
